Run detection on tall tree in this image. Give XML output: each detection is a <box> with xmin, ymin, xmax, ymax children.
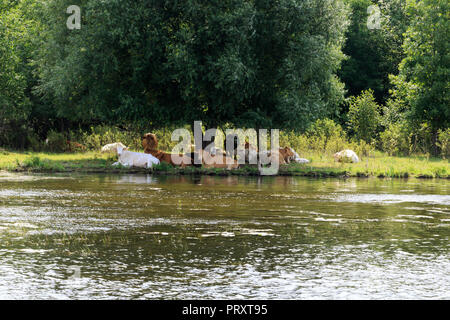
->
<box><xmin>347</xmin><ymin>89</ymin><xmax>381</xmax><ymax>143</ymax></box>
<box><xmin>37</xmin><ymin>0</ymin><xmax>349</xmax><ymax>132</ymax></box>
<box><xmin>0</xmin><ymin>0</ymin><xmax>44</xmax><ymax>147</ymax></box>
<box><xmin>339</xmin><ymin>0</ymin><xmax>410</xmax><ymax>103</ymax></box>
<box><xmin>390</xmin><ymin>0</ymin><xmax>449</xmax><ymax>153</ymax></box>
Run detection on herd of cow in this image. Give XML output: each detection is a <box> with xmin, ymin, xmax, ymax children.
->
<box><xmin>101</xmin><ymin>133</ymin><xmax>359</xmax><ymax>169</ymax></box>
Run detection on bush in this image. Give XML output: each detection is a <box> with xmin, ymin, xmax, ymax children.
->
<box><xmin>307</xmin><ymin>118</ymin><xmax>344</xmax><ymax>140</ymax></box>
<box><xmin>279</xmin><ymin>131</ymin><xmax>309</xmax><ymax>154</ymax></box>
<box><xmin>306</xmin><ymin>119</ymin><xmax>348</xmax><ymax>154</ymax></box>
<box><xmin>325</xmin><ymin>134</ymin><xmax>349</xmax><ymax>155</ymax></box>
<box><xmin>66</xmin><ymin>141</ymin><xmax>86</xmax><ymax>153</ymax></box>
<box><xmin>0</xmin><ymin>122</ymin><xmax>31</xmax><ymax>150</ymax></box>
<box><xmin>348</xmin><ymin>90</ymin><xmax>381</xmax><ymax>143</ymax></box>
<box><xmin>45</xmin><ymin>130</ymin><xmax>67</xmax><ymax>153</ymax></box>
<box><xmin>380</xmin><ymin>122</ymin><xmax>411</xmax><ymax>156</ymax></box>
<box><xmin>437</xmin><ymin>128</ymin><xmax>450</xmax><ymax>159</ymax></box>
<box><xmin>351</xmin><ymin>139</ymin><xmax>375</xmax><ymax>158</ymax></box>
<box><xmin>72</xmin><ymin>125</ymin><xmax>142</xmax><ymax>151</ymax></box>
<box><xmin>409</xmin><ymin>122</ymin><xmax>433</xmax><ymax>155</ymax></box>
<box><xmin>68</xmin><ymin>125</ymin><xmax>192</xmax><ymax>152</ymax></box>
<box><xmin>280</xmin><ymin>119</ymin><xmax>350</xmax><ymax>156</ymax></box>
<box><xmin>27</xmin><ymin>132</ymin><xmax>45</xmax><ymax>152</ymax></box>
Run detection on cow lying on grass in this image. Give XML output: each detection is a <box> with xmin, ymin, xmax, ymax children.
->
<box><xmin>143</xmin><ymin>133</ymin><xmax>240</xmax><ymax>169</ymax></box>
<box><xmin>288</xmin><ymin>147</ymin><xmax>310</xmax><ymax>164</ymax></box>
<box><xmin>112</xmin><ymin>145</ymin><xmax>160</xmax><ymax>168</ymax></box>
<box><xmin>142</xmin><ymin>133</ymin><xmax>197</xmax><ymax>167</ymax></box>
<box><xmin>201</xmin><ymin>151</ymin><xmax>240</xmax><ymax>169</ymax></box>
<box><xmin>333</xmin><ymin>149</ymin><xmax>360</xmax><ymax>163</ymax></box>
<box><xmin>259</xmin><ymin>147</ymin><xmax>300</xmax><ymax>165</ymax></box>
<box><xmin>241</xmin><ymin>143</ymin><xmax>310</xmax><ymax>165</ymax></box>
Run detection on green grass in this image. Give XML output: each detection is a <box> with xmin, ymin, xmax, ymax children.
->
<box><xmin>0</xmin><ymin>149</ymin><xmax>448</xmax><ymax>178</ymax></box>
<box><xmin>283</xmin><ymin>150</ymin><xmax>449</xmax><ymax>178</ymax></box>
<box><xmin>0</xmin><ymin>151</ymin><xmax>115</xmax><ymax>172</ymax></box>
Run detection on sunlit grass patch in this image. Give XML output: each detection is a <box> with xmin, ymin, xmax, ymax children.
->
<box><xmin>293</xmin><ymin>152</ymin><xmax>449</xmax><ymax>178</ymax></box>
<box><xmin>0</xmin><ymin>151</ymin><xmax>112</xmax><ymax>172</ymax></box>
<box><xmin>0</xmin><ymin>150</ymin><xmax>448</xmax><ymax>178</ymax></box>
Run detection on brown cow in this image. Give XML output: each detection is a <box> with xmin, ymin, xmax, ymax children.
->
<box><xmin>142</xmin><ymin>133</ymin><xmax>193</xmax><ymax>167</ymax></box>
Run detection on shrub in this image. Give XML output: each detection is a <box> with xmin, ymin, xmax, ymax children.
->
<box><xmin>280</xmin><ymin>119</ymin><xmax>350</xmax><ymax>156</ymax></box>
<box><xmin>69</xmin><ymin>124</ymin><xmax>193</xmax><ymax>152</ymax></box>
<box><xmin>0</xmin><ymin>122</ymin><xmax>31</xmax><ymax>150</ymax></box>
<box><xmin>380</xmin><ymin>122</ymin><xmax>411</xmax><ymax>156</ymax></box>
<box><xmin>66</xmin><ymin>141</ymin><xmax>86</xmax><ymax>153</ymax></box>
<box><xmin>437</xmin><ymin>128</ymin><xmax>450</xmax><ymax>159</ymax></box>
<box><xmin>307</xmin><ymin>118</ymin><xmax>345</xmax><ymax>141</ymax></box>
<box><xmin>72</xmin><ymin>125</ymin><xmax>142</xmax><ymax>151</ymax></box>
<box><xmin>45</xmin><ymin>130</ymin><xmax>67</xmax><ymax>153</ymax></box>
<box><xmin>348</xmin><ymin>90</ymin><xmax>381</xmax><ymax>143</ymax></box>
<box><xmin>352</xmin><ymin>139</ymin><xmax>375</xmax><ymax>158</ymax></box>
<box><xmin>306</xmin><ymin>119</ymin><xmax>348</xmax><ymax>154</ymax></box>
<box><xmin>409</xmin><ymin>122</ymin><xmax>433</xmax><ymax>155</ymax></box>
<box><xmin>26</xmin><ymin>132</ymin><xmax>45</xmax><ymax>152</ymax></box>
<box><xmin>279</xmin><ymin>131</ymin><xmax>309</xmax><ymax>154</ymax></box>
<box><xmin>325</xmin><ymin>134</ymin><xmax>349</xmax><ymax>154</ymax></box>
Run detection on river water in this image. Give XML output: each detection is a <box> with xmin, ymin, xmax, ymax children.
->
<box><xmin>0</xmin><ymin>172</ymin><xmax>448</xmax><ymax>299</ymax></box>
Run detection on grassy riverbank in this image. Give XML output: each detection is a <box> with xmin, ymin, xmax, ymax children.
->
<box><xmin>0</xmin><ymin>150</ymin><xmax>449</xmax><ymax>178</ymax></box>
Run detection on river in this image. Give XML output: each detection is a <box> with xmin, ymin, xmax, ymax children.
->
<box><xmin>0</xmin><ymin>172</ymin><xmax>448</xmax><ymax>299</ymax></box>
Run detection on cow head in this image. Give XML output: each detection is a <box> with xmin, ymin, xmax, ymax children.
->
<box><xmin>142</xmin><ymin>133</ymin><xmax>158</xmax><ymax>151</ymax></box>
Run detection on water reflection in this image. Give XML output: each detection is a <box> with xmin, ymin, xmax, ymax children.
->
<box><xmin>0</xmin><ymin>173</ymin><xmax>448</xmax><ymax>299</ymax></box>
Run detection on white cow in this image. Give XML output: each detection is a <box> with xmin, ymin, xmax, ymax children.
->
<box><xmin>101</xmin><ymin>142</ymin><xmax>128</xmax><ymax>153</ymax></box>
<box><xmin>112</xmin><ymin>146</ymin><xmax>160</xmax><ymax>168</ymax></box>
<box><xmin>333</xmin><ymin>149</ymin><xmax>359</xmax><ymax>163</ymax></box>
<box><xmin>288</xmin><ymin>147</ymin><xmax>310</xmax><ymax>164</ymax></box>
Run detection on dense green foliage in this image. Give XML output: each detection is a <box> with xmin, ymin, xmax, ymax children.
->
<box><xmin>347</xmin><ymin>89</ymin><xmax>381</xmax><ymax>143</ymax></box>
<box><xmin>0</xmin><ymin>0</ymin><xmax>43</xmax><ymax>147</ymax></box>
<box><xmin>397</xmin><ymin>0</ymin><xmax>449</xmax><ymax>134</ymax></box>
<box><xmin>36</xmin><ymin>0</ymin><xmax>348</xmax><ymax>131</ymax></box>
<box><xmin>0</xmin><ymin>0</ymin><xmax>448</xmax><ymax>156</ymax></box>
<box><xmin>339</xmin><ymin>0</ymin><xmax>409</xmax><ymax>103</ymax></box>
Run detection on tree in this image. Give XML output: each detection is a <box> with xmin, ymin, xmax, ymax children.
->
<box><xmin>385</xmin><ymin>0</ymin><xmax>449</xmax><ymax>155</ymax></box>
<box><xmin>339</xmin><ymin>0</ymin><xmax>410</xmax><ymax>104</ymax></box>
<box><xmin>0</xmin><ymin>0</ymin><xmax>43</xmax><ymax>148</ymax></box>
<box><xmin>398</xmin><ymin>0</ymin><xmax>449</xmax><ymax>151</ymax></box>
<box><xmin>36</xmin><ymin>0</ymin><xmax>349</xmax><ymax>133</ymax></box>
<box><xmin>347</xmin><ymin>89</ymin><xmax>381</xmax><ymax>143</ymax></box>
